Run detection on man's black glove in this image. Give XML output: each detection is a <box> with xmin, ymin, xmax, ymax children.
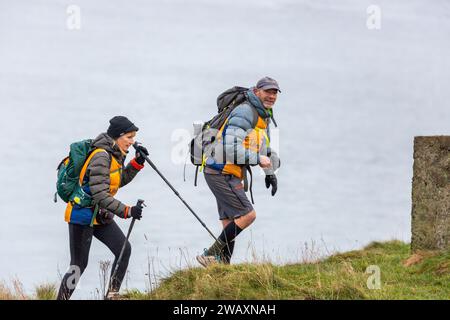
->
<box><xmin>135</xmin><ymin>145</ymin><xmax>149</xmax><ymax>165</ymax></box>
<box><xmin>129</xmin><ymin>205</ymin><xmax>143</xmax><ymax>220</ymax></box>
<box><xmin>265</xmin><ymin>175</ymin><xmax>278</xmax><ymax>196</ymax></box>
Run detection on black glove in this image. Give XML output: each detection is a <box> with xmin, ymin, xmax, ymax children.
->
<box><xmin>135</xmin><ymin>145</ymin><xmax>149</xmax><ymax>165</ymax></box>
<box><xmin>265</xmin><ymin>175</ymin><xmax>278</xmax><ymax>196</ymax></box>
<box><xmin>97</xmin><ymin>208</ymin><xmax>114</xmax><ymax>224</ymax></box>
<box><xmin>129</xmin><ymin>205</ymin><xmax>143</xmax><ymax>220</ymax></box>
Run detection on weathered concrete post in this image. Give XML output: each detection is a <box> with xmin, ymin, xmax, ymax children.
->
<box><xmin>411</xmin><ymin>136</ymin><xmax>450</xmax><ymax>252</ymax></box>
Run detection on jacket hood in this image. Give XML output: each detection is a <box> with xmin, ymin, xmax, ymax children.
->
<box><xmin>91</xmin><ymin>132</ymin><xmax>127</xmax><ymax>162</ymax></box>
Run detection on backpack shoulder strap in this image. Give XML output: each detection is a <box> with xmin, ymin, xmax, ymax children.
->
<box><xmin>79</xmin><ymin>148</ymin><xmax>108</xmax><ymax>185</ymax></box>
<box><xmin>249</xmin><ymin>104</ymin><xmax>259</xmax><ymax>128</ymax></box>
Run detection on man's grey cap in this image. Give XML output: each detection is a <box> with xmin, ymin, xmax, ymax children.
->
<box><xmin>256</xmin><ymin>77</ymin><xmax>281</xmax><ymax>92</ymax></box>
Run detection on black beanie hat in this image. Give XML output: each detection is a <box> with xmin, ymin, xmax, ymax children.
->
<box><xmin>107</xmin><ymin>116</ymin><xmax>139</xmax><ymax>139</ymax></box>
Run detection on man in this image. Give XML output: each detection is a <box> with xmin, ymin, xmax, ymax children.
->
<box><xmin>196</xmin><ymin>77</ymin><xmax>281</xmax><ymax>267</ymax></box>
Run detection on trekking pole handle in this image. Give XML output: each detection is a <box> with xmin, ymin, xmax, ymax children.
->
<box><xmin>133</xmin><ymin>142</ymin><xmax>146</xmax><ymax>154</ymax></box>
<box><xmin>137</xmin><ymin>199</ymin><xmax>146</xmax><ymax>208</ymax></box>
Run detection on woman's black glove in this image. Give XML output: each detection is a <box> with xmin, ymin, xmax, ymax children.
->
<box><xmin>135</xmin><ymin>145</ymin><xmax>149</xmax><ymax>165</ymax></box>
<box><xmin>265</xmin><ymin>175</ymin><xmax>278</xmax><ymax>196</ymax></box>
<box><xmin>129</xmin><ymin>205</ymin><xmax>143</xmax><ymax>220</ymax></box>
<box><xmin>97</xmin><ymin>208</ymin><xmax>114</xmax><ymax>224</ymax></box>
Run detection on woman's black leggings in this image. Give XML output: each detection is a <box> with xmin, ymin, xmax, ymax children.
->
<box><xmin>57</xmin><ymin>221</ymin><xmax>131</xmax><ymax>300</ymax></box>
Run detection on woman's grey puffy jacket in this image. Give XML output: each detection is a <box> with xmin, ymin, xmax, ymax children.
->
<box><xmin>87</xmin><ymin>133</ymin><xmax>143</xmax><ymax>218</ymax></box>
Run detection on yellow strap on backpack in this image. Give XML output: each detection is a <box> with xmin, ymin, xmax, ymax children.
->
<box><xmin>199</xmin><ymin>153</ymin><xmax>207</xmax><ymax>172</ymax></box>
<box><xmin>79</xmin><ymin>148</ymin><xmax>108</xmax><ymax>185</ymax></box>
<box><xmin>254</xmin><ymin>127</ymin><xmax>270</xmax><ymax>148</ymax></box>
<box><xmin>79</xmin><ymin>148</ymin><xmax>107</xmax><ymax>226</ymax></box>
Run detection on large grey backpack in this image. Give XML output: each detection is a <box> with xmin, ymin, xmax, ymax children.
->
<box><xmin>188</xmin><ymin>86</ymin><xmax>258</xmax><ymax>184</ymax></box>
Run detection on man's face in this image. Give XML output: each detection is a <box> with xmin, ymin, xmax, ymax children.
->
<box><xmin>254</xmin><ymin>88</ymin><xmax>278</xmax><ymax>109</ymax></box>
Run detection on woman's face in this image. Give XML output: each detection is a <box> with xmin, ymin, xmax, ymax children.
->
<box><xmin>116</xmin><ymin>131</ymin><xmax>136</xmax><ymax>152</ymax></box>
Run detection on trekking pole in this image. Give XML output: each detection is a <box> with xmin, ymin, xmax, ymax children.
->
<box><xmin>105</xmin><ymin>199</ymin><xmax>145</xmax><ymax>300</ymax></box>
<box><xmin>133</xmin><ymin>143</ymin><xmax>219</xmax><ymax>243</ymax></box>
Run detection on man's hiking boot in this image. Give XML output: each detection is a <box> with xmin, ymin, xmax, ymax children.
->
<box><xmin>196</xmin><ymin>249</ymin><xmax>222</xmax><ymax>268</ymax></box>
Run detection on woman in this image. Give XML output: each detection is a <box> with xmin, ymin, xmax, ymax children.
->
<box><xmin>57</xmin><ymin>115</ymin><xmax>149</xmax><ymax>300</ymax></box>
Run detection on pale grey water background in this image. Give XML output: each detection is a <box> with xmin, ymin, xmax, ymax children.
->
<box><xmin>0</xmin><ymin>0</ymin><xmax>449</xmax><ymax>298</ymax></box>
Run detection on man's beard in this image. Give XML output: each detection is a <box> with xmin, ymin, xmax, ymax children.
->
<box><xmin>263</xmin><ymin>101</ymin><xmax>274</xmax><ymax>108</ymax></box>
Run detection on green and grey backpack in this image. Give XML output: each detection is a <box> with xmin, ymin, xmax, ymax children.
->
<box><xmin>55</xmin><ymin>139</ymin><xmax>95</xmax><ymax>207</ymax></box>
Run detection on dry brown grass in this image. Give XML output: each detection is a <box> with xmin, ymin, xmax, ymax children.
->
<box><xmin>0</xmin><ymin>279</ymin><xmax>28</xmax><ymax>300</ymax></box>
